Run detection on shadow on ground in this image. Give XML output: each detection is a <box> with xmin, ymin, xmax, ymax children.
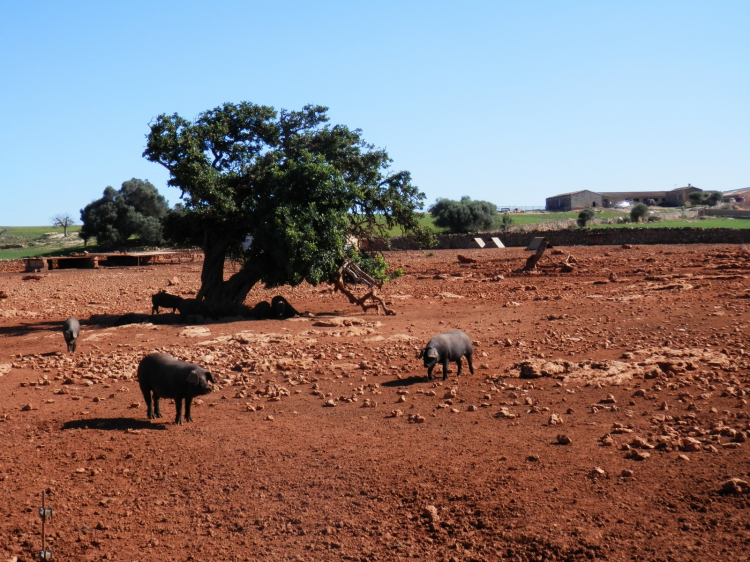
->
<box><xmin>382</xmin><ymin>375</ymin><xmax>429</xmax><ymax>387</ymax></box>
<box><xmin>61</xmin><ymin>417</ymin><xmax>167</xmax><ymax>431</ymax></box>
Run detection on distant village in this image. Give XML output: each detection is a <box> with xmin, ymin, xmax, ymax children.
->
<box><xmin>545</xmin><ymin>185</ymin><xmax>749</xmax><ymax>211</ymax></box>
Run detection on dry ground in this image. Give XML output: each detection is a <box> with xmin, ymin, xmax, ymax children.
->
<box><xmin>0</xmin><ymin>245</ymin><xmax>749</xmax><ymax>562</ymax></box>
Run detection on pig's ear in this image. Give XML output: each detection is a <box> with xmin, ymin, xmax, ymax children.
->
<box><xmin>205</xmin><ymin>372</ymin><xmax>214</xmax><ymax>383</ymax></box>
<box><xmin>417</xmin><ymin>349</ymin><xmax>425</xmax><ymax>359</ymax></box>
<box><xmin>187</xmin><ymin>371</ymin><xmax>200</xmax><ymax>385</ymax></box>
<box><xmin>426</xmin><ymin>349</ymin><xmax>439</xmax><ymax>359</ymax></box>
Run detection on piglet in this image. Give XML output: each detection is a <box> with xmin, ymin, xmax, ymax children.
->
<box><xmin>418</xmin><ymin>329</ymin><xmax>474</xmax><ymax>381</ymax></box>
<box><xmin>62</xmin><ymin>317</ymin><xmax>80</xmax><ymax>353</ymax></box>
<box><xmin>137</xmin><ymin>353</ymin><xmax>214</xmax><ymax>425</ymax></box>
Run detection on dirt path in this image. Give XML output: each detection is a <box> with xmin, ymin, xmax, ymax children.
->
<box><xmin>1</xmin><ymin>245</ymin><xmax>749</xmax><ymax>561</ymax></box>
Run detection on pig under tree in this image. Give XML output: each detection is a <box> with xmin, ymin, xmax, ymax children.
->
<box><xmin>144</xmin><ymin>102</ymin><xmax>433</xmax><ymax>316</ymax></box>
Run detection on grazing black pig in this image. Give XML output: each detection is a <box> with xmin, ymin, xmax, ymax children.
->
<box><xmin>137</xmin><ymin>353</ymin><xmax>214</xmax><ymax>425</ymax></box>
<box><xmin>418</xmin><ymin>329</ymin><xmax>474</xmax><ymax>381</ymax></box>
<box><xmin>151</xmin><ymin>291</ymin><xmax>183</xmax><ymax>315</ymax></box>
<box><xmin>62</xmin><ymin>317</ymin><xmax>80</xmax><ymax>353</ymax></box>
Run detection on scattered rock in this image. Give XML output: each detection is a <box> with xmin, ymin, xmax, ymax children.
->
<box><xmin>556</xmin><ymin>434</ymin><xmax>571</xmax><ymax>445</ymax></box>
<box><xmin>548</xmin><ymin>413</ymin><xmax>564</xmax><ymax>426</ymax></box>
<box><xmin>721</xmin><ymin>478</ymin><xmax>749</xmax><ymax>495</ymax></box>
<box><xmin>423</xmin><ymin>505</ymin><xmax>439</xmax><ymax>522</ymax></box>
<box><xmin>323</xmin><ymin>399</ymin><xmax>336</xmax><ymax>407</ymax></box>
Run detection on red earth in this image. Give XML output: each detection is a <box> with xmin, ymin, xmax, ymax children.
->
<box><xmin>1</xmin><ymin>244</ymin><xmax>749</xmax><ymax>561</ymax></box>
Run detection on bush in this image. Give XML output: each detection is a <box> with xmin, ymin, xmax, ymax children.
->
<box><xmin>647</xmin><ymin>215</ymin><xmax>661</xmax><ymax>222</ymax></box>
<box><xmin>630</xmin><ymin>203</ymin><xmax>649</xmax><ymax>223</ymax></box>
<box><xmin>577</xmin><ymin>208</ymin><xmax>596</xmax><ymax>227</ymax></box>
<box><xmin>500</xmin><ymin>213</ymin><xmax>513</xmax><ymax>232</ymax></box>
<box><xmin>429</xmin><ymin>196</ymin><xmax>497</xmax><ymax>233</ymax></box>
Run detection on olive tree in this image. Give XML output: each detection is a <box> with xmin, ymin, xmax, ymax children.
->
<box><xmin>429</xmin><ymin>196</ymin><xmax>497</xmax><ymax>233</ymax></box>
<box><xmin>144</xmin><ymin>102</ymin><xmax>429</xmax><ymax>312</ymax></box>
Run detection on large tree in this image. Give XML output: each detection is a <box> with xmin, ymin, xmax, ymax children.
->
<box><xmin>144</xmin><ymin>102</ymin><xmax>429</xmax><ymax>312</ymax></box>
<box><xmin>80</xmin><ymin>178</ymin><xmax>169</xmax><ymax>246</ymax></box>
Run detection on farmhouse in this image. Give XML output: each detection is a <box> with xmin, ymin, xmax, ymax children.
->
<box><xmin>545</xmin><ymin>185</ymin><xmax>704</xmax><ymax>211</ymax></box>
<box><xmin>545</xmin><ymin>190</ymin><xmax>603</xmax><ymax>211</ymax></box>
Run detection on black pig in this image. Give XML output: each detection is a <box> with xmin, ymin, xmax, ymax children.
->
<box><xmin>151</xmin><ymin>291</ymin><xmax>183</xmax><ymax>315</ymax></box>
<box><xmin>137</xmin><ymin>353</ymin><xmax>214</xmax><ymax>425</ymax></box>
<box><xmin>62</xmin><ymin>317</ymin><xmax>80</xmax><ymax>353</ymax></box>
<box><xmin>418</xmin><ymin>329</ymin><xmax>474</xmax><ymax>381</ymax></box>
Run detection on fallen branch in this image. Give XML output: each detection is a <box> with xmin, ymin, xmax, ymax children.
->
<box><xmin>332</xmin><ymin>260</ymin><xmax>396</xmax><ymax>315</ymax></box>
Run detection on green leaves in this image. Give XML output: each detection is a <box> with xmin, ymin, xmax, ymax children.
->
<box><xmin>79</xmin><ymin>179</ymin><xmax>167</xmax><ymax>246</ymax></box>
<box><xmin>429</xmin><ymin>197</ymin><xmax>497</xmax><ymax>234</ymax></box>
<box><xmin>144</xmin><ymin>102</ymin><xmax>427</xmax><ymax>302</ymax></box>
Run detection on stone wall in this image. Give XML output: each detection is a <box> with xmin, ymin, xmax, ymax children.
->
<box><xmin>0</xmin><ymin>260</ymin><xmax>24</xmax><ymax>273</ymax></box>
<box><xmin>376</xmin><ymin>227</ymin><xmax>750</xmax><ymax>251</ymax></box>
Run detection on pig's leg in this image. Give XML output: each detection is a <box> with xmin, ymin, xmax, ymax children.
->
<box><xmin>185</xmin><ymin>397</ymin><xmax>193</xmax><ymax>422</ymax></box>
<box><xmin>153</xmin><ymin>395</ymin><xmax>162</xmax><ymax>418</ymax></box>
<box><xmin>456</xmin><ymin>357</ymin><xmax>463</xmax><ymax>377</ymax></box>
<box><xmin>442</xmin><ymin>358</ymin><xmax>450</xmax><ymax>380</ymax></box>
<box><xmin>175</xmin><ymin>398</ymin><xmax>184</xmax><ymax>425</ymax></box>
<box><xmin>427</xmin><ymin>365</ymin><xmax>435</xmax><ymax>380</ymax></box>
<box><xmin>143</xmin><ymin>389</ymin><xmax>154</xmax><ymax>419</ymax></box>
<box><xmin>466</xmin><ymin>352</ymin><xmax>474</xmax><ymax>375</ymax></box>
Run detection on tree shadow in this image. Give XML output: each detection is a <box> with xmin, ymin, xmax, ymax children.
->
<box><xmin>61</xmin><ymin>417</ymin><xmax>167</xmax><ymax>431</ymax></box>
<box><xmin>382</xmin><ymin>375</ymin><xmax>430</xmax><ymax>387</ymax></box>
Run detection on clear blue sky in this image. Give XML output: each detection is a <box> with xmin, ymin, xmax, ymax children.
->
<box><xmin>1</xmin><ymin>1</ymin><xmax>748</xmax><ymax>225</ymax></box>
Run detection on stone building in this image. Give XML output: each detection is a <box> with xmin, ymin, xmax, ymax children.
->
<box><xmin>665</xmin><ymin>186</ymin><xmax>702</xmax><ymax>206</ymax></box>
<box><xmin>545</xmin><ymin>190</ymin><xmax>603</xmax><ymax>211</ymax></box>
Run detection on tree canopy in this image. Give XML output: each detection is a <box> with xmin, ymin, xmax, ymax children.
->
<box><xmin>144</xmin><ymin>102</ymin><xmax>429</xmax><ymax>311</ymax></box>
<box><xmin>429</xmin><ymin>196</ymin><xmax>497</xmax><ymax>233</ymax></box>
<box><xmin>79</xmin><ymin>178</ymin><xmax>168</xmax><ymax>246</ymax></box>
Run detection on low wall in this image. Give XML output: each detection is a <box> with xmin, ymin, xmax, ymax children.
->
<box><xmin>377</xmin><ymin>227</ymin><xmax>750</xmax><ymax>250</ymax></box>
<box><xmin>0</xmin><ymin>259</ymin><xmax>24</xmax><ymax>273</ymax></box>
<box><xmin>700</xmin><ymin>209</ymin><xmax>750</xmax><ymax>219</ymax></box>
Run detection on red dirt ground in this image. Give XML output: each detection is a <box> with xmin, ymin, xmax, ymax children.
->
<box><xmin>1</xmin><ymin>245</ymin><xmax>749</xmax><ymax>562</ymax></box>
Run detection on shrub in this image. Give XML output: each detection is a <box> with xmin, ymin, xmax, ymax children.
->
<box><xmin>500</xmin><ymin>213</ymin><xmax>513</xmax><ymax>232</ymax></box>
<box><xmin>429</xmin><ymin>196</ymin><xmax>497</xmax><ymax>233</ymax></box>
<box><xmin>577</xmin><ymin>208</ymin><xmax>596</xmax><ymax>227</ymax></box>
<box><xmin>630</xmin><ymin>203</ymin><xmax>649</xmax><ymax>223</ymax></box>
<box><xmin>647</xmin><ymin>215</ymin><xmax>661</xmax><ymax>222</ymax></box>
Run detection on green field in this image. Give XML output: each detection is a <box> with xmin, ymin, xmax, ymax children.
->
<box><xmin>0</xmin><ymin>225</ymin><xmax>90</xmax><ymax>260</ymax></box>
<box><xmin>381</xmin><ymin>212</ymin><xmax>750</xmax><ymax>236</ymax></box>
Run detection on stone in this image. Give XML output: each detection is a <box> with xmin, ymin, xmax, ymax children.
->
<box><xmin>621</xmin><ymin>469</ymin><xmax>633</xmax><ymax>477</ymax></box>
<box><xmin>556</xmin><ymin>434</ymin><xmax>571</xmax><ymax>445</ymax></box>
<box><xmin>548</xmin><ymin>413</ymin><xmax>564</xmax><ymax>426</ymax></box>
<box><xmin>721</xmin><ymin>478</ymin><xmax>749</xmax><ymax>495</ymax></box>
<box><xmin>625</xmin><ymin>450</ymin><xmax>650</xmax><ymax>461</ymax></box>
<box><xmin>679</xmin><ymin>437</ymin><xmax>702</xmax><ymax>452</ymax></box>
<box><xmin>323</xmin><ymin>399</ymin><xmax>336</xmax><ymax>407</ymax></box>
<box><xmin>424</xmin><ymin>505</ymin><xmax>439</xmax><ymax>522</ymax></box>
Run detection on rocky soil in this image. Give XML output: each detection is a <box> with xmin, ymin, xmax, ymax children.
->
<box><xmin>0</xmin><ymin>244</ymin><xmax>749</xmax><ymax>561</ymax></box>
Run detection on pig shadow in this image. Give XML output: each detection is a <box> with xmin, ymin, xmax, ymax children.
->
<box><xmin>61</xmin><ymin>417</ymin><xmax>167</xmax><ymax>431</ymax></box>
<box><xmin>382</xmin><ymin>375</ymin><xmax>429</xmax><ymax>387</ymax></box>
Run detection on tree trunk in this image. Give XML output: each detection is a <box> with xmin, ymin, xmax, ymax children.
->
<box><xmin>196</xmin><ymin>232</ymin><xmax>261</xmax><ymax>312</ymax></box>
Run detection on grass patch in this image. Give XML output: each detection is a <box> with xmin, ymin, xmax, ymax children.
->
<box><xmin>0</xmin><ymin>225</ymin><xmax>92</xmax><ymax>260</ymax></box>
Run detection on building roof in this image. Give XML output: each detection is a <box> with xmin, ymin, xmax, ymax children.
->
<box><xmin>670</xmin><ymin>186</ymin><xmax>701</xmax><ymax>192</ymax></box>
<box><xmin>723</xmin><ymin>187</ymin><xmax>750</xmax><ymax>195</ymax></box>
<box><xmin>546</xmin><ymin>190</ymin><xmax>601</xmax><ymax>198</ymax></box>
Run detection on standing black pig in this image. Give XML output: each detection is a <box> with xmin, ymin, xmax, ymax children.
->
<box><xmin>151</xmin><ymin>291</ymin><xmax>183</xmax><ymax>315</ymax></box>
<box><xmin>418</xmin><ymin>329</ymin><xmax>474</xmax><ymax>380</ymax></box>
<box><xmin>62</xmin><ymin>317</ymin><xmax>80</xmax><ymax>353</ymax></box>
<box><xmin>137</xmin><ymin>353</ymin><xmax>214</xmax><ymax>425</ymax></box>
